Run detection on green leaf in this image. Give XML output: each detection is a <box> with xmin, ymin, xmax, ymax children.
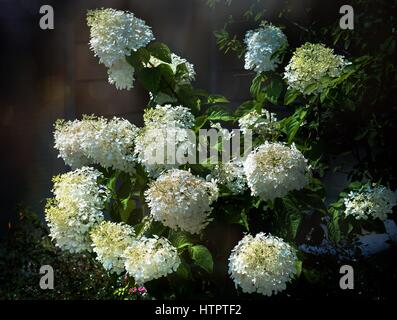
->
<box><xmin>126</xmin><ymin>48</ymin><xmax>150</xmax><ymax>69</ymax></box>
<box><xmin>284</xmin><ymin>88</ymin><xmax>300</xmax><ymax>105</ymax></box>
<box><xmin>283</xmin><ymin>198</ymin><xmax>303</xmax><ymax>240</ymax></box>
<box><xmin>138</xmin><ymin>67</ymin><xmax>162</xmax><ymax>93</ymax></box>
<box><xmin>169</xmin><ymin>231</ymin><xmax>193</xmax><ymax>249</ymax></box>
<box><xmin>205</xmin><ymin>106</ymin><xmax>235</xmax><ymax>121</ymax></box>
<box><xmin>263</xmin><ymin>78</ymin><xmax>283</xmax><ymax>104</ymax></box>
<box><xmin>303</xmin><ymin>82</ymin><xmax>319</xmax><ymax>95</ymax></box>
<box><xmin>234</xmin><ymin>100</ymin><xmax>254</xmax><ymax>118</ymax></box>
<box><xmin>190</xmin><ymin>245</ymin><xmax>213</xmax><ymax>273</ymax></box>
<box><xmin>175</xmin><ymin>261</ymin><xmax>191</xmax><ymax>280</ymax></box>
<box><xmin>207</xmin><ymin>94</ymin><xmax>229</xmax><ymax>104</ymax></box>
<box><xmin>294</xmin><ymin>259</ymin><xmax>303</xmax><ymax>279</ymax></box>
<box><xmin>279</xmin><ymin>108</ymin><xmax>307</xmax><ymax>143</ymax></box>
<box><xmin>119</xmin><ymin>197</ymin><xmax>136</xmax><ymax>223</ymax></box>
<box><xmin>147</xmin><ymin>42</ymin><xmax>172</xmax><ymax>63</ymax></box>
<box><xmin>327</xmin><ymin>209</ymin><xmax>341</xmax><ymax>244</ymax></box>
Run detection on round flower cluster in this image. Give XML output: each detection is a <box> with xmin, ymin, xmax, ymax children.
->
<box><xmin>147</xmin><ymin>53</ymin><xmax>196</xmax><ymax>84</ymax></box>
<box><xmin>87</xmin><ymin>8</ymin><xmax>154</xmax><ymax>67</ymax></box>
<box><xmin>90</xmin><ymin>221</ymin><xmax>136</xmax><ymax>274</ymax></box>
<box><xmin>123</xmin><ymin>236</ymin><xmax>180</xmax><ymax>284</ymax></box>
<box><xmin>284</xmin><ymin>43</ymin><xmax>350</xmax><ymax>94</ymax></box>
<box><xmin>238</xmin><ymin>109</ymin><xmax>278</xmax><ymax>137</ymax></box>
<box><xmin>145</xmin><ymin>169</ymin><xmax>219</xmax><ymax>234</ymax></box>
<box><xmin>134</xmin><ymin>105</ymin><xmax>196</xmax><ymax>176</ymax></box>
<box><xmin>209</xmin><ymin>159</ymin><xmax>247</xmax><ymax>195</ymax></box>
<box><xmin>344</xmin><ymin>184</ymin><xmax>396</xmax><ymax>221</ymax></box>
<box><xmin>87</xmin><ymin>8</ymin><xmax>154</xmax><ymax>90</ymax></box>
<box><xmin>228</xmin><ymin>233</ymin><xmax>297</xmax><ymax>296</ymax></box>
<box><xmin>244</xmin><ymin>25</ymin><xmax>288</xmax><ymax>73</ymax></box>
<box><xmin>45</xmin><ymin>167</ymin><xmax>110</xmax><ymax>253</ymax></box>
<box><xmin>244</xmin><ymin>142</ymin><xmax>310</xmax><ymax>201</ymax></box>
<box><xmin>54</xmin><ymin>116</ymin><xmax>139</xmax><ymax>174</ymax></box>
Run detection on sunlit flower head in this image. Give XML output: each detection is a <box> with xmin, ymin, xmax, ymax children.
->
<box><xmin>45</xmin><ymin>167</ymin><xmax>110</xmax><ymax>253</ymax></box>
<box><xmin>228</xmin><ymin>232</ymin><xmax>297</xmax><ymax>296</ymax></box>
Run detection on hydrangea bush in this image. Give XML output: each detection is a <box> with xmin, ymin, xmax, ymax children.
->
<box><xmin>44</xmin><ymin>6</ymin><xmax>396</xmax><ymax>299</ymax></box>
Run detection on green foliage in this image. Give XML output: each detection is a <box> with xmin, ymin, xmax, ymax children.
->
<box><xmin>190</xmin><ymin>245</ymin><xmax>214</xmax><ymax>273</ymax></box>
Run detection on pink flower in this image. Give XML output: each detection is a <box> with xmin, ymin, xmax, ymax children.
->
<box><xmin>138</xmin><ymin>287</ymin><xmax>147</xmax><ymax>293</ymax></box>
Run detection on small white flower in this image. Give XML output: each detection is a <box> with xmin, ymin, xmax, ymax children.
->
<box><xmin>238</xmin><ymin>109</ymin><xmax>278</xmax><ymax>137</ymax></box>
<box><xmin>45</xmin><ymin>167</ymin><xmax>110</xmax><ymax>253</ymax></box>
<box><xmin>209</xmin><ymin>159</ymin><xmax>247</xmax><ymax>195</ymax></box>
<box><xmin>90</xmin><ymin>221</ymin><xmax>136</xmax><ymax>274</ymax></box>
<box><xmin>123</xmin><ymin>236</ymin><xmax>180</xmax><ymax>284</ymax></box>
<box><xmin>229</xmin><ymin>233</ymin><xmax>297</xmax><ymax>296</ymax></box>
<box><xmin>244</xmin><ymin>142</ymin><xmax>310</xmax><ymax>201</ymax></box>
<box><xmin>145</xmin><ymin>169</ymin><xmax>219</xmax><ymax>234</ymax></box>
<box><xmin>344</xmin><ymin>184</ymin><xmax>396</xmax><ymax>221</ymax></box>
<box><xmin>244</xmin><ymin>25</ymin><xmax>288</xmax><ymax>73</ymax></box>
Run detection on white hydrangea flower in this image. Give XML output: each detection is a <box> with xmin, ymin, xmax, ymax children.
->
<box><xmin>143</xmin><ymin>104</ymin><xmax>195</xmax><ymax>129</ymax></box>
<box><xmin>209</xmin><ymin>159</ymin><xmax>247</xmax><ymax>195</ymax></box>
<box><xmin>54</xmin><ymin>116</ymin><xmax>139</xmax><ymax>174</ymax></box>
<box><xmin>228</xmin><ymin>233</ymin><xmax>297</xmax><ymax>296</ymax></box>
<box><xmin>238</xmin><ymin>109</ymin><xmax>278</xmax><ymax>137</ymax></box>
<box><xmin>244</xmin><ymin>25</ymin><xmax>288</xmax><ymax>73</ymax></box>
<box><xmin>145</xmin><ymin>169</ymin><xmax>219</xmax><ymax>234</ymax></box>
<box><xmin>344</xmin><ymin>184</ymin><xmax>396</xmax><ymax>221</ymax></box>
<box><xmin>123</xmin><ymin>236</ymin><xmax>181</xmax><ymax>284</ymax></box>
<box><xmin>108</xmin><ymin>58</ymin><xmax>135</xmax><ymax>90</ymax></box>
<box><xmin>244</xmin><ymin>142</ymin><xmax>310</xmax><ymax>201</ymax></box>
<box><xmin>284</xmin><ymin>43</ymin><xmax>350</xmax><ymax>94</ymax></box>
<box><xmin>147</xmin><ymin>53</ymin><xmax>195</xmax><ymax>83</ymax></box>
<box><xmin>134</xmin><ymin>105</ymin><xmax>196</xmax><ymax>176</ymax></box>
<box><xmin>90</xmin><ymin>221</ymin><xmax>136</xmax><ymax>274</ymax></box>
<box><xmin>87</xmin><ymin>8</ymin><xmax>154</xmax><ymax>68</ymax></box>
<box><xmin>45</xmin><ymin>167</ymin><xmax>110</xmax><ymax>253</ymax></box>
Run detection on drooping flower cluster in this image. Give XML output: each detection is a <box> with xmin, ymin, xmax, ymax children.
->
<box><xmin>147</xmin><ymin>53</ymin><xmax>196</xmax><ymax>84</ymax></box>
<box><xmin>123</xmin><ymin>236</ymin><xmax>180</xmax><ymax>284</ymax></box>
<box><xmin>238</xmin><ymin>109</ymin><xmax>278</xmax><ymax>137</ymax></box>
<box><xmin>87</xmin><ymin>8</ymin><xmax>154</xmax><ymax>89</ymax></box>
<box><xmin>54</xmin><ymin>116</ymin><xmax>139</xmax><ymax>174</ymax></box>
<box><xmin>45</xmin><ymin>167</ymin><xmax>110</xmax><ymax>253</ymax></box>
<box><xmin>107</xmin><ymin>58</ymin><xmax>136</xmax><ymax>90</ymax></box>
<box><xmin>244</xmin><ymin>142</ymin><xmax>310</xmax><ymax>201</ymax></box>
<box><xmin>90</xmin><ymin>221</ymin><xmax>136</xmax><ymax>274</ymax></box>
<box><xmin>87</xmin><ymin>8</ymin><xmax>154</xmax><ymax>67</ymax></box>
<box><xmin>209</xmin><ymin>159</ymin><xmax>247</xmax><ymax>195</ymax></box>
<box><xmin>134</xmin><ymin>105</ymin><xmax>196</xmax><ymax>176</ymax></box>
<box><xmin>145</xmin><ymin>169</ymin><xmax>219</xmax><ymax>234</ymax></box>
<box><xmin>344</xmin><ymin>184</ymin><xmax>396</xmax><ymax>221</ymax></box>
<box><xmin>228</xmin><ymin>233</ymin><xmax>297</xmax><ymax>296</ymax></box>
<box><xmin>284</xmin><ymin>43</ymin><xmax>350</xmax><ymax>94</ymax></box>
<box><xmin>244</xmin><ymin>25</ymin><xmax>288</xmax><ymax>73</ymax></box>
